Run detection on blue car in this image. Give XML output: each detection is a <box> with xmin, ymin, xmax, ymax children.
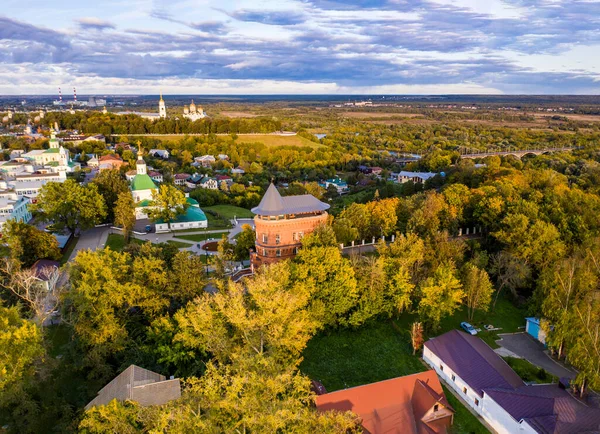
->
<box><xmin>460</xmin><ymin>322</ymin><xmax>477</xmax><ymax>335</ymax></box>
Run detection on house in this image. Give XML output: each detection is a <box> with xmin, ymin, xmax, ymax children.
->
<box><xmin>147</xmin><ymin>171</ymin><xmax>163</xmax><ymax>183</ymax></box>
<box><xmin>30</xmin><ymin>259</ymin><xmax>60</xmax><ymax>291</ymax></box>
<box><xmin>114</xmin><ymin>142</ymin><xmax>132</xmax><ymax>151</ymax></box>
<box><xmin>0</xmin><ymin>171</ymin><xmax>67</xmax><ymax>200</ymax></box>
<box><xmin>316</xmin><ymin>370</ymin><xmax>454</xmax><ymax>434</ymax></box>
<box><xmin>98</xmin><ymin>154</ymin><xmax>127</xmax><ymax>171</ymax></box>
<box><xmin>525</xmin><ymin>318</ymin><xmax>549</xmax><ymax>345</ymax></box>
<box><xmin>217</xmin><ymin>154</ymin><xmax>229</xmax><ymax>161</ymax></box>
<box><xmin>199</xmin><ymin>176</ymin><xmax>218</xmax><ymax>190</ymax></box>
<box><xmin>195</xmin><ymin>155</ymin><xmax>216</xmax><ymax>168</ymax></box>
<box><xmin>149</xmin><ymin>149</ymin><xmax>170</xmax><ymax>159</ymax></box>
<box><xmin>154</xmin><ymin>197</ymin><xmax>208</xmax><ymax>231</ymax></box>
<box><xmin>9</xmin><ymin>150</ymin><xmax>25</xmax><ymax>160</ymax></box>
<box><xmin>423</xmin><ymin>329</ymin><xmax>600</xmax><ymax>434</ymax></box>
<box><xmin>85</xmin><ymin>365</ymin><xmax>181</xmax><ymax>410</ymax></box>
<box><xmin>216</xmin><ymin>175</ymin><xmax>233</xmax><ymax>190</ymax></box>
<box><xmin>231</xmin><ymin>167</ymin><xmax>245</xmax><ymax>175</ymax></box>
<box><xmin>185</xmin><ymin>173</ymin><xmax>204</xmax><ymax>189</ymax></box>
<box><xmin>86</xmin><ymin>155</ymin><xmax>99</xmax><ymax>168</ymax></box>
<box><xmin>396</xmin><ymin>171</ymin><xmax>437</xmax><ymax>184</ymax></box>
<box><xmin>174</xmin><ymin>173</ymin><xmax>191</xmax><ymax>186</ymax></box>
<box><xmin>358</xmin><ymin>165</ymin><xmax>383</xmax><ymax>175</ymax></box>
<box><xmin>84</xmin><ymin>134</ymin><xmax>106</xmax><ymax>143</ymax></box>
<box><xmin>0</xmin><ymin>193</ymin><xmax>32</xmax><ymax>234</ymax></box>
<box><xmin>320</xmin><ymin>178</ymin><xmax>349</xmax><ymax>194</ymax></box>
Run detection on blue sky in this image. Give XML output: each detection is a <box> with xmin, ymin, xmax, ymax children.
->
<box><xmin>1</xmin><ymin>0</ymin><xmax>599</xmax><ymax>94</ymax></box>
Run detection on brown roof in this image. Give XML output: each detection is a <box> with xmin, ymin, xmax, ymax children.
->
<box><xmin>99</xmin><ymin>154</ymin><xmax>123</xmax><ymax>162</ymax></box>
<box><xmin>251</xmin><ymin>183</ymin><xmax>330</xmax><ymax>216</ymax></box>
<box><xmin>316</xmin><ymin>371</ymin><xmax>453</xmax><ymax>434</ymax></box>
<box><xmin>31</xmin><ymin>259</ymin><xmax>60</xmax><ymax>280</ymax></box>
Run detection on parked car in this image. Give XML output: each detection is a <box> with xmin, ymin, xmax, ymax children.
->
<box><xmin>145</xmin><ymin>225</ymin><xmax>152</xmax><ymax>233</ymax></box>
<box><xmin>460</xmin><ymin>322</ymin><xmax>477</xmax><ymax>335</ymax></box>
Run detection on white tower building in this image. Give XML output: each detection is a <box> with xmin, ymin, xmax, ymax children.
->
<box><xmin>159</xmin><ymin>93</ymin><xmax>166</xmax><ymax>119</ymax></box>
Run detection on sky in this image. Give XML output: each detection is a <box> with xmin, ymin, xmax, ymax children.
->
<box><xmin>1</xmin><ymin>0</ymin><xmax>600</xmax><ymax>95</ymax></box>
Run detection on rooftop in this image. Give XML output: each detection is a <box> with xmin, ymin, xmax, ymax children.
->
<box><xmin>131</xmin><ymin>174</ymin><xmax>158</xmax><ymax>191</ymax></box>
<box><xmin>251</xmin><ymin>183</ymin><xmax>330</xmax><ymax>216</ymax></box>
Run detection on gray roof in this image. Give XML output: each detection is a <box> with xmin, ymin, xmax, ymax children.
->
<box><xmin>251</xmin><ymin>183</ymin><xmax>330</xmax><ymax>216</ymax></box>
<box><xmin>85</xmin><ymin>365</ymin><xmax>181</xmax><ymax>409</ymax></box>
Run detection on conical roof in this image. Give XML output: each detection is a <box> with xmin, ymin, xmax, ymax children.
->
<box><xmin>252</xmin><ymin>183</ymin><xmax>285</xmax><ymax>215</ymax></box>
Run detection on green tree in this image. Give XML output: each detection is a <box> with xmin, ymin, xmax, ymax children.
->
<box><xmin>145</xmin><ymin>184</ymin><xmax>188</xmax><ymax>230</ymax></box>
<box><xmin>234</xmin><ymin>224</ymin><xmax>255</xmax><ymax>261</ymax></box>
<box><xmin>30</xmin><ymin>179</ymin><xmax>107</xmax><ymax>236</ymax></box>
<box><xmin>418</xmin><ymin>263</ymin><xmax>465</xmax><ymax>330</ymax></box>
<box><xmin>114</xmin><ymin>192</ymin><xmax>136</xmax><ymax>243</ymax></box>
<box><xmin>92</xmin><ymin>169</ymin><xmax>129</xmax><ymax>222</ymax></box>
<box><xmin>3</xmin><ymin>220</ymin><xmax>61</xmax><ymax>267</ymax></box>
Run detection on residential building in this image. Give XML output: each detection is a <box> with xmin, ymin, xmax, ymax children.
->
<box><xmin>216</xmin><ymin>174</ymin><xmax>232</xmax><ymax>190</ymax></box>
<box><xmin>320</xmin><ymin>178</ymin><xmax>349</xmax><ymax>194</ymax></box>
<box><xmin>316</xmin><ymin>370</ymin><xmax>454</xmax><ymax>434</ymax></box>
<box><xmin>0</xmin><ymin>192</ymin><xmax>32</xmax><ymax>234</ymax></box>
<box><xmin>86</xmin><ymin>365</ymin><xmax>181</xmax><ymax>410</ymax></box>
<box><xmin>154</xmin><ymin>197</ymin><xmax>208</xmax><ymax>231</ymax></box>
<box><xmin>185</xmin><ymin>173</ymin><xmax>204</xmax><ymax>189</ymax></box>
<box><xmin>198</xmin><ymin>176</ymin><xmax>218</xmax><ymax>190</ymax></box>
<box><xmin>174</xmin><ymin>173</ymin><xmax>190</xmax><ymax>186</ymax></box>
<box><xmin>423</xmin><ymin>329</ymin><xmax>600</xmax><ymax>434</ymax></box>
<box><xmin>86</xmin><ymin>155</ymin><xmax>99</xmax><ymax>168</ymax></box>
<box><xmin>30</xmin><ymin>259</ymin><xmax>60</xmax><ymax>292</ymax></box>
<box><xmin>98</xmin><ymin>154</ymin><xmax>127</xmax><ymax>171</ymax></box>
<box><xmin>358</xmin><ymin>165</ymin><xmax>383</xmax><ymax>175</ymax></box>
<box><xmin>0</xmin><ymin>171</ymin><xmax>67</xmax><ymax>200</ymax></box>
<box><xmin>231</xmin><ymin>167</ymin><xmax>245</xmax><ymax>175</ymax></box>
<box><xmin>149</xmin><ymin>149</ymin><xmax>170</xmax><ymax>159</ymax></box>
<box><xmin>182</xmin><ymin>100</ymin><xmax>207</xmax><ymax>121</ymax></box>
<box><xmin>396</xmin><ymin>171</ymin><xmax>438</xmax><ymax>184</ymax></box>
<box><xmin>218</xmin><ymin>154</ymin><xmax>229</xmax><ymax>161</ymax></box>
<box><xmin>148</xmin><ymin>171</ymin><xmax>163</xmax><ymax>183</ymax></box>
<box><xmin>250</xmin><ymin>183</ymin><xmax>330</xmax><ymax>269</ymax></box>
<box><xmin>195</xmin><ymin>155</ymin><xmax>216</xmax><ymax>168</ymax></box>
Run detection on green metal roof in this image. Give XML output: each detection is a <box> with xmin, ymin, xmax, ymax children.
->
<box><xmin>186</xmin><ymin>197</ymin><xmax>199</xmax><ymax>206</ymax></box>
<box><xmin>131</xmin><ymin>174</ymin><xmax>157</xmax><ymax>191</ymax></box>
<box><xmin>136</xmin><ymin>199</ymin><xmax>152</xmax><ymax>208</ymax></box>
<box><xmin>44</xmin><ymin>148</ymin><xmax>60</xmax><ymax>154</ymax></box>
<box><xmin>157</xmin><ymin>205</ymin><xmax>207</xmax><ymax>224</ymax></box>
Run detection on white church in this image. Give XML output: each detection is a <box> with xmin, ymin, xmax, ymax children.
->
<box><xmin>183</xmin><ymin>100</ymin><xmax>207</xmax><ymax>121</ymax></box>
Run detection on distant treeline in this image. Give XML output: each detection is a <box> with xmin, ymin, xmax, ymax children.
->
<box><xmin>38</xmin><ymin>112</ymin><xmax>283</xmax><ymax>136</ymax></box>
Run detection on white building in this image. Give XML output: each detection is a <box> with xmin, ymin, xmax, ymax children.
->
<box><xmin>130</xmin><ymin>152</ymin><xmax>158</xmax><ymax>219</ymax></box>
<box><xmin>423</xmin><ymin>330</ymin><xmax>600</xmax><ymax>434</ymax></box>
<box><xmin>159</xmin><ymin>93</ymin><xmax>167</xmax><ymax>119</ymax></box>
<box><xmin>0</xmin><ymin>171</ymin><xmax>67</xmax><ymax>199</ymax></box>
<box><xmin>396</xmin><ymin>171</ymin><xmax>437</xmax><ymax>184</ymax></box>
<box><xmin>194</xmin><ymin>155</ymin><xmax>216</xmax><ymax>168</ymax></box>
<box><xmin>0</xmin><ymin>192</ymin><xmax>32</xmax><ymax>234</ymax></box>
<box><xmin>149</xmin><ymin>149</ymin><xmax>170</xmax><ymax>159</ymax></box>
<box><xmin>182</xmin><ymin>100</ymin><xmax>207</xmax><ymax>121</ymax></box>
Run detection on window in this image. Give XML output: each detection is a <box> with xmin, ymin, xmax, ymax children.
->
<box><xmin>262</xmin><ymin>234</ymin><xmax>268</xmax><ymax>243</ymax></box>
<box><xmin>463</xmin><ymin>387</ymin><xmax>467</xmax><ymax>394</ymax></box>
<box><xmin>292</xmin><ymin>233</ymin><xmax>297</xmax><ymax>241</ymax></box>
<box><xmin>433</xmin><ymin>404</ymin><xmax>439</xmax><ymax>412</ymax></box>
<box><xmin>439</xmin><ymin>364</ymin><xmax>443</xmax><ymax>372</ymax></box>
<box><xmin>276</xmin><ymin>249</ymin><xmax>281</xmax><ymax>257</ymax></box>
<box><xmin>474</xmin><ymin>398</ymin><xmax>479</xmax><ymax>406</ymax></box>
<box><xmin>451</xmin><ymin>374</ymin><xmax>456</xmax><ymax>382</ymax></box>
<box><xmin>275</xmin><ymin>234</ymin><xmax>280</xmax><ymax>245</ymax></box>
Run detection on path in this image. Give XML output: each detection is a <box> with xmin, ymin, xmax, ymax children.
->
<box><xmin>496</xmin><ymin>333</ymin><xmax>575</xmax><ymax>380</ymax></box>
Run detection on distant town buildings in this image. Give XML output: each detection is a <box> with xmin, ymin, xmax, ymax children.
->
<box><xmin>319</xmin><ymin>178</ymin><xmax>349</xmax><ymax>194</ymax></box>
<box><xmin>194</xmin><ymin>155</ymin><xmax>216</xmax><ymax>168</ymax></box>
<box><xmin>396</xmin><ymin>171</ymin><xmax>438</xmax><ymax>184</ymax></box>
<box><xmin>250</xmin><ymin>183</ymin><xmax>330</xmax><ymax>269</ymax></box>
<box><xmin>0</xmin><ymin>191</ymin><xmax>32</xmax><ymax>234</ymax></box>
<box><xmin>183</xmin><ymin>100</ymin><xmax>207</xmax><ymax>121</ymax></box>
<box><xmin>148</xmin><ymin>149</ymin><xmax>170</xmax><ymax>159</ymax></box>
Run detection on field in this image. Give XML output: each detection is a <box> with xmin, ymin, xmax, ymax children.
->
<box><xmin>234</xmin><ymin>134</ymin><xmax>322</xmax><ymax>148</ymax></box>
<box><xmin>204</xmin><ymin>205</ymin><xmax>254</xmax><ymax>219</ymax></box>
<box><xmin>166</xmin><ymin>239</ymin><xmax>193</xmax><ymax>248</ymax></box>
<box><xmin>220</xmin><ymin>111</ymin><xmax>259</xmax><ymax>118</ymax></box>
<box><xmin>105</xmin><ymin>234</ymin><xmax>145</xmax><ymax>251</ymax></box>
<box><xmin>174</xmin><ymin>230</ymin><xmax>230</xmax><ymax>243</ymax></box>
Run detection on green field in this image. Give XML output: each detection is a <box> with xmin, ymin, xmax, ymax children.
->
<box><xmin>204</xmin><ymin>205</ymin><xmax>254</xmax><ymax>219</ymax></box>
<box><xmin>234</xmin><ymin>134</ymin><xmax>322</xmax><ymax>148</ymax></box>
<box><xmin>166</xmin><ymin>239</ymin><xmax>194</xmax><ymax>248</ymax></box>
<box><xmin>174</xmin><ymin>231</ymin><xmax>230</xmax><ymax>243</ymax></box>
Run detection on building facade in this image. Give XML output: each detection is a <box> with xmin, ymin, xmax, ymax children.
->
<box><xmin>250</xmin><ymin>183</ymin><xmax>329</xmax><ymax>269</ymax></box>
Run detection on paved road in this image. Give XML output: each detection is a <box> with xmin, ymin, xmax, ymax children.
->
<box><xmin>497</xmin><ymin>332</ymin><xmax>576</xmax><ymax>380</ymax></box>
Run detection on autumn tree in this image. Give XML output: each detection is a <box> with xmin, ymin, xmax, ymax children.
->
<box><xmin>114</xmin><ymin>192</ymin><xmax>136</xmax><ymax>242</ymax></box>
<box><xmin>145</xmin><ymin>184</ymin><xmax>188</xmax><ymax>230</ymax></box>
<box><xmin>462</xmin><ymin>263</ymin><xmax>494</xmax><ymax>321</ymax></box>
<box><xmin>418</xmin><ymin>263</ymin><xmax>465</xmax><ymax>330</ymax></box>
<box><xmin>3</xmin><ymin>220</ymin><xmax>61</xmax><ymax>267</ymax></box>
<box><xmin>410</xmin><ymin>322</ymin><xmax>424</xmax><ymax>355</ymax></box>
<box><xmin>30</xmin><ymin>179</ymin><xmax>107</xmax><ymax>236</ymax></box>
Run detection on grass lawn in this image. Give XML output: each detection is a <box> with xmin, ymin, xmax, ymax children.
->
<box><xmin>234</xmin><ymin>134</ymin><xmax>322</xmax><ymax>149</ymax></box>
<box><xmin>504</xmin><ymin>357</ymin><xmax>558</xmax><ymax>384</ymax></box>
<box><xmin>300</xmin><ymin>319</ymin><xmax>490</xmax><ymax>433</ymax></box>
<box><xmin>204</xmin><ymin>205</ymin><xmax>254</xmax><ymax>219</ymax></box>
<box><xmin>174</xmin><ymin>231</ymin><xmax>230</xmax><ymax>242</ymax></box>
<box><xmin>206</xmin><ymin>212</ymin><xmax>233</xmax><ymax>229</ymax></box>
<box><xmin>105</xmin><ymin>233</ymin><xmax>145</xmax><ymax>252</ymax></box>
<box><xmin>166</xmin><ymin>239</ymin><xmax>194</xmax><ymax>248</ymax></box>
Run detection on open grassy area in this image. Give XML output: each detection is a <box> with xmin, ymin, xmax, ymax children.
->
<box><xmin>105</xmin><ymin>233</ymin><xmax>145</xmax><ymax>252</ymax></box>
<box><xmin>206</xmin><ymin>212</ymin><xmax>233</xmax><ymax>229</ymax></box>
<box><xmin>166</xmin><ymin>239</ymin><xmax>194</xmax><ymax>248</ymax></box>
<box><xmin>234</xmin><ymin>134</ymin><xmax>322</xmax><ymax>148</ymax></box>
<box><xmin>174</xmin><ymin>230</ymin><xmax>229</xmax><ymax>242</ymax></box>
<box><xmin>204</xmin><ymin>205</ymin><xmax>254</xmax><ymax>219</ymax></box>
<box><xmin>300</xmin><ymin>319</ymin><xmax>489</xmax><ymax>433</ymax></box>
<box><xmin>504</xmin><ymin>357</ymin><xmax>558</xmax><ymax>384</ymax></box>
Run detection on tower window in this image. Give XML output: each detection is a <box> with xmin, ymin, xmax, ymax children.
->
<box><xmin>275</xmin><ymin>234</ymin><xmax>280</xmax><ymax>245</ymax></box>
<box><xmin>433</xmin><ymin>404</ymin><xmax>439</xmax><ymax>412</ymax></box>
<box><xmin>276</xmin><ymin>249</ymin><xmax>281</xmax><ymax>257</ymax></box>
<box><xmin>262</xmin><ymin>234</ymin><xmax>268</xmax><ymax>243</ymax></box>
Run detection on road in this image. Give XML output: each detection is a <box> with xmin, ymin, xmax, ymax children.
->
<box><xmin>69</xmin><ymin>219</ymin><xmax>255</xmax><ymax>261</ymax></box>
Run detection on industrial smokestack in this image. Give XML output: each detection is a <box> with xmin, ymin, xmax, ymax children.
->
<box><xmin>73</xmin><ymin>87</ymin><xmax>77</xmax><ymax>102</ymax></box>
<box><xmin>58</xmin><ymin>87</ymin><xmax>62</xmax><ymax>102</ymax></box>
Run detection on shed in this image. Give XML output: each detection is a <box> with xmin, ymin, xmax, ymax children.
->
<box><xmin>525</xmin><ymin>317</ymin><xmax>547</xmax><ymax>345</ymax></box>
